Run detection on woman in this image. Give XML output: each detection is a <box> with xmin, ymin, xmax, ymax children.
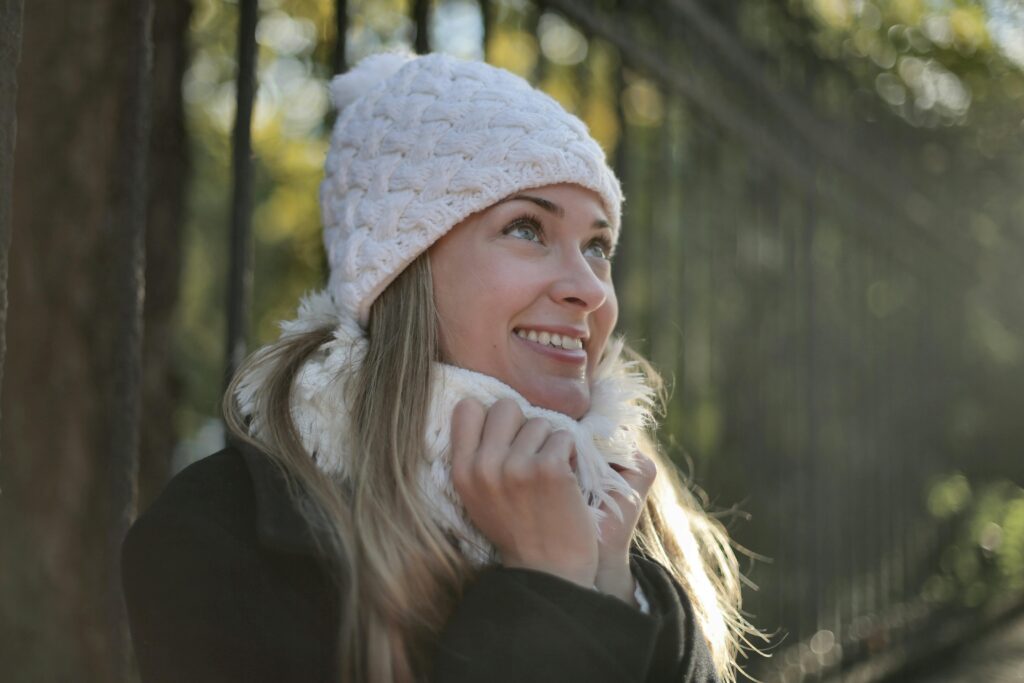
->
<box><xmin>122</xmin><ymin>51</ymin><xmax>756</xmax><ymax>682</ymax></box>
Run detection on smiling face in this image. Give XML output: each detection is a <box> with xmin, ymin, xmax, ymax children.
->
<box><xmin>429</xmin><ymin>183</ymin><xmax>619</xmax><ymax>419</ymax></box>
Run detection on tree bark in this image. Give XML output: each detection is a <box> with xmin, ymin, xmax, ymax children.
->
<box><xmin>0</xmin><ymin>0</ymin><xmax>190</xmax><ymax>679</ymax></box>
<box><xmin>0</xmin><ymin>0</ymin><xmax>25</xmax><ymax>454</ymax></box>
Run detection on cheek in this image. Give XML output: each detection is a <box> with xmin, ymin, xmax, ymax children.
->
<box><xmin>588</xmin><ymin>289</ymin><xmax>619</xmax><ymax>369</ymax></box>
<box><xmin>604</xmin><ymin>287</ymin><xmax>619</xmax><ymax>332</ymax></box>
<box><xmin>463</xmin><ymin>256</ymin><xmax>533</xmax><ymax>316</ymax></box>
<box><xmin>595</xmin><ymin>285</ymin><xmax>618</xmax><ymax>339</ymax></box>
<box><xmin>434</xmin><ymin>260</ymin><xmax>524</xmax><ymax>364</ymax></box>
<box><xmin>466</xmin><ymin>279</ymin><xmax>525</xmax><ymax>355</ymax></box>
<box><xmin>433</xmin><ymin>262</ymin><xmax>472</xmax><ymax>361</ymax></box>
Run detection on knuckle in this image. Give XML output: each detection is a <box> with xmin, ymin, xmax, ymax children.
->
<box><xmin>524</xmin><ymin>416</ymin><xmax>551</xmax><ymax>431</ymax></box>
<box><xmin>538</xmin><ymin>452</ymin><xmax>570</xmax><ymax>479</ymax></box>
<box><xmin>476</xmin><ymin>461</ymin><xmax>502</xmax><ymax>489</ymax></box>
<box><xmin>483</xmin><ymin>401</ymin><xmax>525</xmax><ymax>449</ymax></box>
<box><xmin>503</xmin><ymin>457</ymin><xmax>532</xmax><ymax>485</ymax></box>
<box><xmin>548</xmin><ymin>430</ymin><xmax>574</xmax><ymax>451</ymax></box>
<box><xmin>493</xmin><ymin>398</ymin><xmax>525</xmax><ymax>423</ymax></box>
<box><xmin>522</xmin><ymin>417</ymin><xmax>553</xmax><ymax>439</ymax></box>
<box><xmin>454</xmin><ymin>396</ymin><xmax>484</xmax><ymax>421</ymax></box>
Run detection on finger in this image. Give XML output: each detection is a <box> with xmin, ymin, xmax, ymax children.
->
<box><xmin>509</xmin><ymin>417</ymin><xmax>553</xmax><ymax>457</ymax></box>
<box><xmin>479</xmin><ymin>398</ymin><xmax>525</xmax><ymax>457</ymax></box>
<box><xmin>477</xmin><ymin>398</ymin><xmax>526</xmax><ymax>483</ymax></box>
<box><xmin>503</xmin><ymin>418</ymin><xmax>554</xmax><ymax>486</ymax></box>
<box><xmin>450</xmin><ymin>398</ymin><xmax>486</xmax><ymax>483</ymax></box>
<box><xmin>536</xmin><ymin>430</ymin><xmax>577</xmax><ymax>479</ymax></box>
<box><xmin>609</xmin><ymin>452</ymin><xmax>657</xmax><ymax>496</ymax></box>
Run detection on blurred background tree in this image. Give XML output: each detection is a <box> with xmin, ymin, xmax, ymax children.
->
<box><xmin>1</xmin><ymin>0</ymin><xmax>189</xmax><ymax>678</ymax></box>
<box><xmin>2</xmin><ymin>0</ymin><xmax>1022</xmax><ymax>680</ymax></box>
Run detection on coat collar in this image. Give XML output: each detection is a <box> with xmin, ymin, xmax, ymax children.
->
<box><xmin>235</xmin><ymin>438</ymin><xmax>333</xmax><ymax>560</ymax></box>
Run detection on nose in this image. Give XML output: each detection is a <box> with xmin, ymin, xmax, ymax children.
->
<box><xmin>549</xmin><ymin>250</ymin><xmax>609</xmax><ymax>313</ymax></box>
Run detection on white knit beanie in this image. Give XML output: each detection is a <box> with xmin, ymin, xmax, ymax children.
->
<box><xmin>319</xmin><ymin>50</ymin><xmax>624</xmax><ymax>327</ymax></box>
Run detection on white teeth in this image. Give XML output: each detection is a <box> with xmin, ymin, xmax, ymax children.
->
<box><xmin>515</xmin><ymin>328</ymin><xmax>584</xmax><ymax>351</ymax></box>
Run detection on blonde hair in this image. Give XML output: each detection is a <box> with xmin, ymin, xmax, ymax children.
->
<box><xmin>223</xmin><ymin>252</ymin><xmax>758</xmax><ymax>682</ymax></box>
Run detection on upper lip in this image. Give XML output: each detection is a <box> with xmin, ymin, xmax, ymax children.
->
<box><xmin>513</xmin><ymin>325</ymin><xmax>589</xmax><ymax>342</ymax></box>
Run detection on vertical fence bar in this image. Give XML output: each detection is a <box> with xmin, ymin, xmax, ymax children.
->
<box><xmin>530</xmin><ymin>0</ymin><xmax>546</xmax><ymax>85</ymax></box>
<box><xmin>479</xmin><ymin>0</ymin><xmax>493</xmax><ymax>62</ymax></box>
<box><xmin>223</xmin><ymin>0</ymin><xmax>259</xmax><ymax>395</ymax></box>
<box><xmin>324</xmin><ymin>0</ymin><xmax>348</xmax><ymax>136</ymax></box>
<box><xmin>333</xmin><ymin>0</ymin><xmax>348</xmax><ymax>75</ymax></box>
<box><xmin>413</xmin><ymin>0</ymin><xmax>430</xmax><ymax>54</ymax></box>
<box><xmin>106</xmin><ymin>0</ymin><xmax>155</xmax><ymax>678</ymax></box>
<box><xmin>800</xmin><ymin>163</ymin><xmax>818</xmax><ymax>648</ymax></box>
<box><xmin>0</xmin><ymin>0</ymin><xmax>25</xmax><ymax>468</ymax></box>
<box><xmin>609</xmin><ymin>6</ymin><xmax>628</xmax><ymax>296</ymax></box>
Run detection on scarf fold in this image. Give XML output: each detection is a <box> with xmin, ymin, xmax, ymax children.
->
<box><xmin>235</xmin><ymin>289</ymin><xmax>656</xmax><ymax>566</ymax></box>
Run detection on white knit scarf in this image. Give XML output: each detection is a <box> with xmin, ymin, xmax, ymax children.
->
<box><xmin>235</xmin><ymin>290</ymin><xmax>656</xmax><ymax>566</ymax></box>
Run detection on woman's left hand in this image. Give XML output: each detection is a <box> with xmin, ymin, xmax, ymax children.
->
<box><xmin>594</xmin><ymin>451</ymin><xmax>658</xmax><ymax>604</ymax></box>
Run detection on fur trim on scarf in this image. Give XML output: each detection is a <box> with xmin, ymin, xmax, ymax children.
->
<box><xmin>235</xmin><ymin>289</ymin><xmax>657</xmax><ymax>566</ymax></box>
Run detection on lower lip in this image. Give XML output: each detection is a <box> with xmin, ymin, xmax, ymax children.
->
<box><xmin>512</xmin><ymin>333</ymin><xmax>587</xmax><ymax>365</ymax></box>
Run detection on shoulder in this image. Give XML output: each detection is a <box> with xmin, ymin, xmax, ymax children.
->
<box><xmin>121</xmin><ymin>446</ymin><xmax>271</xmax><ymax>615</ymax></box>
<box><xmin>122</xmin><ymin>442</ymin><xmax>330</xmax><ymax>586</ymax></box>
<box><xmin>125</xmin><ymin>441</ymin><xmax>323</xmax><ymax>560</ymax></box>
<box><xmin>122</xmin><ymin>446</ymin><xmax>262</xmax><ymax>579</ymax></box>
<box><xmin>121</xmin><ymin>446</ymin><xmax>340</xmax><ymax>681</ymax></box>
<box><xmin>132</xmin><ymin>446</ymin><xmax>257</xmax><ymax>538</ymax></box>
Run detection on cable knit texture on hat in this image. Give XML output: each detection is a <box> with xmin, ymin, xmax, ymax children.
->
<box><xmin>320</xmin><ymin>51</ymin><xmax>623</xmax><ymax>327</ymax></box>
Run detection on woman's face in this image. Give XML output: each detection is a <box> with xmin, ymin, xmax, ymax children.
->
<box><xmin>429</xmin><ymin>183</ymin><xmax>618</xmax><ymax>419</ymax></box>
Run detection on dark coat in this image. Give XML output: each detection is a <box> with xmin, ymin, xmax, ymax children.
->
<box><xmin>122</xmin><ymin>441</ymin><xmax>721</xmax><ymax>682</ymax></box>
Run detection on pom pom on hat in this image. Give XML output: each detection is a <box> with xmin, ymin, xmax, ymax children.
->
<box><xmin>327</xmin><ymin>50</ymin><xmax>415</xmax><ymax>112</ymax></box>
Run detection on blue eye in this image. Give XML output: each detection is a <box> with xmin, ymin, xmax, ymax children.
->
<box><xmin>503</xmin><ymin>215</ymin><xmax>543</xmax><ymax>243</ymax></box>
<box><xmin>584</xmin><ymin>238</ymin><xmax>613</xmax><ymax>260</ymax></box>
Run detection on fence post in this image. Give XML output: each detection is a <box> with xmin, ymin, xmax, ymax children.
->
<box><xmin>413</xmin><ymin>0</ymin><xmax>430</xmax><ymax>54</ymax></box>
<box><xmin>333</xmin><ymin>0</ymin><xmax>348</xmax><ymax>75</ymax></box>
<box><xmin>479</xmin><ymin>0</ymin><xmax>492</xmax><ymax>61</ymax></box>
<box><xmin>106</xmin><ymin>0</ymin><xmax>155</xmax><ymax>678</ymax></box>
<box><xmin>223</xmin><ymin>0</ymin><xmax>259</xmax><ymax>396</ymax></box>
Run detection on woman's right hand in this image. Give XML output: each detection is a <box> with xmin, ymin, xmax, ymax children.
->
<box><xmin>450</xmin><ymin>397</ymin><xmax>598</xmax><ymax>588</ymax></box>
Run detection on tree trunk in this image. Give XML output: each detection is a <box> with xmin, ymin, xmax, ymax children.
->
<box><xmin>0</xmin><ymin>0</ymin><xmax>190</xmax><ymax>679</ymax></box>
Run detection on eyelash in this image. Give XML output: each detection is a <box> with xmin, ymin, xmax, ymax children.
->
<box><xmin>502</xmin><ymin>214</ymin><xmax>614</xmax><ymax>260</ymax></box>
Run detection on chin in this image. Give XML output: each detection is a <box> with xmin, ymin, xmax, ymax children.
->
<box><xmin>522</xmin><ymin>383</ymin><xmax>591</xmax><ymax>420</ymax></box>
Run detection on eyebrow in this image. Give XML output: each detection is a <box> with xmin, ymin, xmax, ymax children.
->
<box><xmin>500</xmin><ymin>194</ymin><xmax>612</xmax><ymax>230</ymax></box>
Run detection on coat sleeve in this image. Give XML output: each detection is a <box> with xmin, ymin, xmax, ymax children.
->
<box><xmin>631</xmin><ymin>555</ymin><xmax>721</xmax><ymax>683</ymax></box>
<box><xmin>432</xmin><ymin>556</ymin><xmax>722</xmax><ymax>683</ymax></box>
<box><xmin>121</xmin><ymin>509</ymin><xmax>337</xmax><ymax>683</ymax></box>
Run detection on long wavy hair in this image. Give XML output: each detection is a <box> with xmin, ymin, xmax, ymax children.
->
<box><xmin>223</xmin><ymin>252</ymin><xmax>759</xmax><ymax>682</ymax></box>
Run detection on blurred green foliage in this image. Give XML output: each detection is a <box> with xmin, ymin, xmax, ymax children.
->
<box><xmin>924</xmin><ymin>474</ymin><xmax>1024</xmax><ymax>607</ymax></box>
